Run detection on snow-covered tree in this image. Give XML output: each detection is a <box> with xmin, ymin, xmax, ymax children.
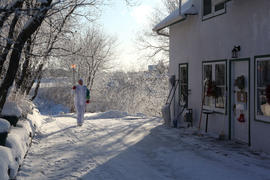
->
<box><xmin>0</xmin><ymin>0</ymin><xmax>136</xmax><ymax>113</ymax></box>
<box><xmin>136</xmin><ymin>0</ymin><xmax>179</xmax><ymax>63</ymax></box>
<box><xmin>89</xmin><ymin>62</ymin><xmax>169</xmax><ymax>116</ymax></box>
<box><xmin>59</xmin><ymin>26</ymin><xmax>117</xmax><ymax>91</ymax></box>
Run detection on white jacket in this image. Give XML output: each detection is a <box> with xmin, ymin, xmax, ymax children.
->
<box><xmin>74</xmin><ymin>85</ymin><xmax>87</xmax><ymax>107</ymax></box>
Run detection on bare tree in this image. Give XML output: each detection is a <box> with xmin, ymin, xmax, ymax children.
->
<box><xmin>136</xmin><ymin>0</ymin><xmax>179</xmax><ymax>63</ymax></box>
<box><xmin>0</xmin><ymin>0</ymin><xmax>102</xmax><ymax>112</ymax></box>
<box><xmin>28</xmin><ymin>0</ymin><xmax>95</xmax><ymax>100</ymax></box>
<box><xmin>81</xmin><ymin>27</ymin><xmax>116</xmax><ymax>90</ymax></box>
<box><xmin>0</xmin><ymin>0</ymin><xmax>139</xmax><ymax>113</ymax></box>
<box><xmin>0</xmin><ymin>0</ymin><xmax>55</xmax><ymax>112</ymax></box>
<box><xmin>89</xmin><ymin>62</ymin><xmax>169</xmax><ymax>116</ymax></box>
<box><xmin>60</xmin><ymin>26</ymin><xmax>116</xmax><ymax>91</ymax></box>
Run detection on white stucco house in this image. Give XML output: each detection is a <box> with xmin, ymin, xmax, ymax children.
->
<box><xmin>154</xmin><ymin>0</ymin><xmax>270</xmax><ymax>153</ymax></box>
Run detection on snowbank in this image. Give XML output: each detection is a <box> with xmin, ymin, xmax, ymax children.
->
<box><xmin>27</xmin><ymin>108</ymin><xmax>45</xmax><ymax>130</ymax></box>
<box><xmin>0</xmin><ymin>105</ymin><xmax>44</xmax><ymax>180</ymax></box>
<box><xmin>91</xmin><ymin>111</ymin><xmax>129</xmax><ymax>119</ymax></box>
<box><xmin>84</xmin><ymin>111</ymin><xmax>148</xmax><ymax>121</ymax></box>
<box><xmin>17</xmin><ymin>98</ymin><xmax>36</xmax><ymax>117</ymax></box>
<box><xmin>6</xmin><ymin>122</ymin><xmax>31</xmax><ymax>166</ymax></box>
<box><xmin>0</xmin><ymin>119</ymin><xmax>10</xmax><ymax>133</ymax></box>
<box><xmin>2</xmin><ymin>101</ymin><xmax>22</xmax><ymax>118</ymax></box>
<box><xmin>0</xmin><ymin>146</ymin><xmax>18</xmax><ymax>180</ymax></box>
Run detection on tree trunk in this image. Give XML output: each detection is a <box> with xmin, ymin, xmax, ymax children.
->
<box><xmin>30</xmin><ymin>77</ymin><xmax>40</xmax><ymax>101</ymax></box>
<box><xmin>0</xmin><ymin>6</ymin><xmax>22</xmax><ymax>74</ymax></box>
<box><xmin>0</xmin><ymin>0</ymin><xmax>52</xmax><ymax>113</ymax></box>
<box><xmin>16</xmin><ymin>38</ymin><xmax>32</xmax><ymax>91</ymax></box>
<box><xmin>30</xmin><ymin>68</ymin><xmax>43</xmax><ymax>101</ymax></box>
<box><xmin>25</xmin><ymin>76</ymin><xmax>35</xmax><ymax>95</ymax></box>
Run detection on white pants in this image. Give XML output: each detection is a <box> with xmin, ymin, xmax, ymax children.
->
<box><xmin>76</xmin><ymin>104</ymin><xmax>85</xmax><ymax>124</ymax></box>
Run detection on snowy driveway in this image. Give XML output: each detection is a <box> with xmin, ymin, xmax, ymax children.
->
<box><xmin>17</xmin><ymin>112</ymin><xmax>270</xmax><ymax>180</ymax></box>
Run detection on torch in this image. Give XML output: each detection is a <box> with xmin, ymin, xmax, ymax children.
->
<box><xmin>70</xmin><ymin>64</ymin><xmax>76</xmax><ymax>112</ymax></box>
<box><xmin>71</xmin><ymin>64</ymin><xmax>76</xmax><ymax>86</ymax></box>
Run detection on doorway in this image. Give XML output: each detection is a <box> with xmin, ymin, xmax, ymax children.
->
<box><xmin>229</xmin><ymin>59</ymin><xmax>250</xmax><ymax>144</ymax></box>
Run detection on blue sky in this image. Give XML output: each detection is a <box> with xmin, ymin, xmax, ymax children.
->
<box><xmin>97</xmin><ymin>0</ymin><xmax>163</xmax><ymax>71</ymax></box>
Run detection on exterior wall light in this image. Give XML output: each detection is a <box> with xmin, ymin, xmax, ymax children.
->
<box><xmin>232</xmin><ymin>46</ymin><xmax>241</xmax><ymax>58</ymax></box>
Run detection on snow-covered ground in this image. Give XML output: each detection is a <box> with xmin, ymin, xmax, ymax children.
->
<box><xmin>16</xmin><ymin>111</ymin><xmax>270</xmax><ymax>180</ymax></box>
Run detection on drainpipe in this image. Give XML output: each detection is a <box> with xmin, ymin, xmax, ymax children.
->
<box><xmin>155</xmin><ymin>16</ymin><xmax>187</xmax><ymax>37</ymax></box>
<box><xmin>156</xmin><ymin>30</ymin><xmax>170</xmax><ymax>37</ymax></box>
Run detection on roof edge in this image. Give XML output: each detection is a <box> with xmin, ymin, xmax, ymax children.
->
<box><xmin>153</xmin><ymin>0</ymin><xmax>198</xmax><ymax>32</ymax></box>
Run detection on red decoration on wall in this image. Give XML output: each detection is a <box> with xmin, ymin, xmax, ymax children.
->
<box><xmin>238</xmin><ymin>113</ymin><xmax>245</xmax><ymax>123</ymax></box>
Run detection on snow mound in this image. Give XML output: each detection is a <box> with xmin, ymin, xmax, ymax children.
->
<box><xmin>17</xmin><ymin>99</ymin><xmax>35</xmax><ymax>117</ymax></box>
<box><xmin>2</xmin><ymin>101</ymin><xmax>22</xmax><ymax>118</ymax></box>
<box><xmin>0</xmin><ymin>103</ymin><xmax>43</xmax><ymax>180</ymax></box>
<box><xmin>0</xmin><ymin>146</ymin><xmax>18</xmax><ymax>180</ymax></box>
<box><xmin>136</xmin><ymin>113</ymin><xmax>147</xmax><ymax>118</ymax></box>
<box><xmin>5</xmin><ymin>126</ymin><xmax>30</xmax><ymax>166</ymax></box>
<box><xmin>85</xmin><ymin>111</ymin><xmax>147</xmax><ymax>120</ymax></box>
<box><xmin>97</xmin><ymin>111</ymin><xmax>129</xmax><ymax>119</ymax></box>
<box><xmin>0</xmin><ymin>118</ymin><xmax>10</xmax><ymax>133</ymax></box>
<box><xmin>27</xmin><ymin>109</ymin><xmax>44</xmax><ymax>129</ymax></box>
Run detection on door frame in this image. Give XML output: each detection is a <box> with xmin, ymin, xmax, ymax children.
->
<box><xmin>229</xmin><ymin>58</ymin><xmax>251</xmax><ymax>145</ymax></box>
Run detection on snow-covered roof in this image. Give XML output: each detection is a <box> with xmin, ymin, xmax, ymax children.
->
<box><xmin>153</xmin><ymin>0</ymin><xmax>198</xmax><ymax>32</ymax></box>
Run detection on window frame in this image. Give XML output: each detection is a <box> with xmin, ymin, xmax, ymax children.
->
<box><xmin>179</xmin><ymin>63</ymin><xmax>189</xmax><ymax>108</ymax></box>
<box><xmin>202</xmin><ymin>0</ymin><xmax>226</xmax><ymax>21</ymax></box>
<box><xmin>255</xmin><ymin>56</ymin><xmax>270</xmax><ymax>123</ymax></box>
<box><xmin>202</xmin><ymin>60</ymin><xmax>227</xmax><ymax>114</ymax></box>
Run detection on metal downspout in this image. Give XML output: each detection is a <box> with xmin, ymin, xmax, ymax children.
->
<box><xmin>155</xmin><ymin>16</ymin><xmax>187</xmax><ymax>37</ymax></box>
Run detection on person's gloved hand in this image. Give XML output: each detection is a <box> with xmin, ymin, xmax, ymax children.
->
<box><xmin>72</xmin><ymin>86</ymin><xmax>76</xmax><ymax>90</ymax></box>
<box><xmin>86</xmin><ymin>100</ymin><xmax>90</xmax><ymax>104</ymax></box>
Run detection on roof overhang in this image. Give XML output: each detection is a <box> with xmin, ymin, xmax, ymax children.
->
<box><xmin>152</xmin><ymin>8</ymin><xmax>185</xmax><ymax>33</ymax></box>
<box><xmin>153</xmin><ymin>0</ymin><xmax>198</xmax><ymax>34</ymax></box>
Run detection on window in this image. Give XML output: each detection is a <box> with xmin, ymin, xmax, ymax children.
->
<box><xmin>179</xmin><ymin>64</ymin><xmax>188</xmax><ymax>107</ymax></box>
<box><xmin>215</xmin><ymin>64</ymin><xmax>225</xmax><ymax>108</ymax></box>
<box><xmin>202</xmin><ymin>0</ymin><xmax>226</xmax><ymax>20</ymax></box>
<box><xmin>203</xmin><ymin>0</ymin><xmax>212</xmax><ymax>16</ymax></box>
<box><xmin>255</xmin><ymin>57</ymin><xmax>270</xmax><ymax>122</ymax></box>
<box><xmin>215</xmin><ymin>2</ymin><xmax>225</xmax><ymax>12</ymax></box>
<box><xmin>203</xmin><ymin>61</ymin><xmax>226</xmax><ymax>113</ymax></box>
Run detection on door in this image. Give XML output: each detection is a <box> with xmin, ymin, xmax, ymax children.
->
<box><xmin>230</xmin><ymin>59</ymin><xmax>250</xmax><ymax>144</ymax></box>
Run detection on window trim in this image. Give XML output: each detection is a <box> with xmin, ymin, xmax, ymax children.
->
<box><xmin>254</xmin><ymin>55</ymin><xmax>270</xmax><ymax>123</ymax></box>
<box><xmin>202</xmin><ymin>0</ymin><xmax>227</xmax><ymax>21</ymax></box>
<box><xmin>202</xmin><ymin>60</ymin><xmax>227</xmax><ymax>114</ymax></box>
<box><xmin>179</xmin><ymin>63</ymin><xmax>189</xmax><ymax>108</ymax></box>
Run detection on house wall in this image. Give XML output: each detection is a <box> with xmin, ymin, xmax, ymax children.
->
<box><xmin>169</xmin><ymin>0</ymin><xmax>270</xmax><ymax>152</ymax></box>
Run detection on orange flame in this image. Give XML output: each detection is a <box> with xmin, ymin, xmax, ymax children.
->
<box><xmin>71</xmin><ymin>64</ymin><xmax>76</xmax><ymax>69</ymax></box>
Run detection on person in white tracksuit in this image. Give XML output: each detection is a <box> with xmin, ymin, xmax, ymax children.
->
<box><xmin>72</xmin><ymin>79</ymin><xmax>90</xmax><ymax>126</ymax></box>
